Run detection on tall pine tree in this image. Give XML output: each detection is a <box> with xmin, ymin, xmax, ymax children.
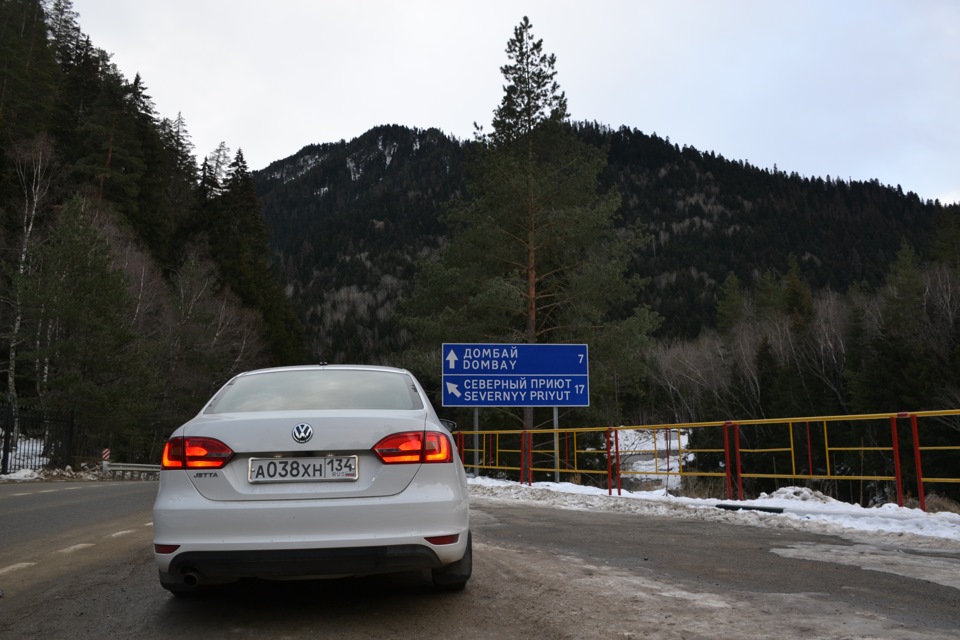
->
<box><xmin>403</xmin><ymin>17</ymin><xmax>658</xmax><ymax>426</ymax></box>
<box><xmin>207</xmin><ymin>150</ymin><xmax>306</xmax><ymax>365</ymax></box>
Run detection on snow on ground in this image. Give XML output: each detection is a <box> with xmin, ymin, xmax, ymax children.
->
<box><xmin>469</xmin><ymin>427</ymin><xmax>960</xmax><ymax>544</ymax></box>
<box><xmin>468</xmin><ymin>476</ymin><xmax>960</xmax><ymax>543</ymax></box>
<box><xmin>0</xmin><ymin>465</ymin><xmax>103</xmax><ymax>482</ymax></box>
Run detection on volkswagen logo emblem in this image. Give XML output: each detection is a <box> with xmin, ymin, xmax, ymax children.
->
<box><xmin>292</xmin><ymin>423</ymin><xmax>313</xmax><ymax>444</ymax></box>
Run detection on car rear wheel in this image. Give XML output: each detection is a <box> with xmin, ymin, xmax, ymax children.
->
<box><xmin>431</xmin><ymin>532</ymin><xmax>472</xmax><ymax>591</ymax></box>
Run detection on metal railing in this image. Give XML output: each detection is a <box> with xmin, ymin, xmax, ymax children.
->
<box><xmin>0</xmin><ymin>402</ymin><xmax>75</xmax><ymax>475</ymax></box>
<box><xmin>454</xmin><ymin>410</ymin><xmax>960</xmax><ymax>511</ymax></box>
<box><xmin>101</xmin><ymin>461</ymin><xmax>160</xmax><ymax>480</ymax></box>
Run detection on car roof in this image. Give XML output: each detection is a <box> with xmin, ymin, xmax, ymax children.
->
<box><xmin>233</xmin><ymin>364</ymin><xmax>413</xmax><ymax>378</ymax></box>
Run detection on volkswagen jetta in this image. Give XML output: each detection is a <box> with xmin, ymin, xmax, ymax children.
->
<box><xmin>153</xmin><ymin>365</ymin><xmax>471</xmax><ymax>594</ymax></box>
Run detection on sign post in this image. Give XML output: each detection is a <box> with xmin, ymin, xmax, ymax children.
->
<box><xmin>441</xmin><ymin>343</ymin><xmax>589</xmax><ymax>408</ymax></box>
<box><xmin>441</xmin><ymin>343</ymin><xmax>589</xmax><ymax>481</ymax></box>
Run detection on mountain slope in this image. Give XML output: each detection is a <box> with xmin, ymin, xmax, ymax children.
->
<box><xmin>257</xmin><ymin>125</ymin><xmax>464</xmax><ymax>361</ymax></box>
<box><xmin>255</xmin><ymin>123</ymin><xmax>940</xmax><ymax>359</ymax></box>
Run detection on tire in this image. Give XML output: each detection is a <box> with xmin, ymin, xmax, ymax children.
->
<box><xmin>431</xmin><ymin>532</ymin><xmax>472</xmax><ymax>591</ymax></box>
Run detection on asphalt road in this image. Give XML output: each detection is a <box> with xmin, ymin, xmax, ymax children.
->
<box><xmin>1</xmin><ymin>481</ymin><xmax>958</xmax><ymax>639</ymax></box>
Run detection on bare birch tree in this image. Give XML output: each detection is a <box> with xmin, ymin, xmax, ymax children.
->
<box><xmin>5</xmin><ymin>135</ymin><xmax>55</xmax><ymax>440</ymax></box>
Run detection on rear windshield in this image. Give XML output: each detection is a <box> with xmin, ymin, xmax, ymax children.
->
<box><xmin>206</xmin><ymin>369</ymin><xmax>424</xmax><ymax>413</ymax></box>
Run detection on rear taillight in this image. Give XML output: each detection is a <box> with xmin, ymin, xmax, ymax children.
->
<box><xmin>154</xmin><ymin>544</ymin><xmax>180</xmax><ymax>554</ymax></box>
<box><xmin>373</xmin><ymin>432</ymin><xmax>453</xmax><ymax>464</ymax></box>
<box><xmin>161</xmin><ymin>437</ymin><xmax>234</xmax><ymax>469</ymax></box>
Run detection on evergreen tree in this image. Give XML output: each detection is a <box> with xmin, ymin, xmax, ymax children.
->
<box><xmin>212</xmin><ymin>149</ymin><xmax>267</xmax><ymax>306</ymax></box>
<box><xmin>25</xmin><ymin>196</ymin><xmax>155</xmax><ymax>448</ymax></box>
<box><xmin>72</xmin><ymin>60</ymin><xmax>146</xmax><ymax>212</ymax></box>
<box><xmin>46</xmin><ymin>0</ymin><xmax>81</xmax><ymax>64</ymax></box>
<box><xmin>149</xmin><ymin>112</ymin><xmax>199</xmax><ymax>266</ymax></box>
<box><xmin>208</xmin><ymin>149</ymin><xmax>306</xmax><ymax>364</ymax></box>
<box><xmin>782</xmin><ymin>259</ymin><xmax>814</xmax><ymax>330</ymax></box>
<box><xmin>929</xmin><ymin>204</ymin><xmax>960</xmax><ymax>269</ymax></box>
<box><xmin>0</xmin><ymin>0</ymin><xmax>60</xmax><ymax>145</ymax></box>
<box><xmin>847</xmin><ymin>243</ymin><xmax>930</xmax><ymax>412</ymax></box>
<box><xmin>203</xmin><ymin>141</ymin><xmax>231</xmax><ymax>199</ymax></box>
<box><xmin>403</xmin><ymin>17</ymin><xmax>659</xmax><ymax>426</ymax></box>
<box><xmin>49</xmin><ymin>31</ymin><xmax>103</xmax><ymax>159</ymax></box>
<box><xmin>716</xmin><ymin>273</ymin><xmax>746</xmax><ymax>335</ymax></box>
<box><xmin>487</xmin><ymin>16</ymin><xmax>568</xmax><ymax>147</ymax></box>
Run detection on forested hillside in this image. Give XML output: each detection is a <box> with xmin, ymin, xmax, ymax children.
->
<box><xmin>257</xmin><ymin>125</ymin><xmax>462</xmax><ymax>363</ymax></box>
<box><xmin>255</xmin><ymin>123</ymin><xmax>958</xmax><ymax>426</ymax></box>
<box><xmin>0</xmin><ymin>0</ymin><xmax>306</xmax><ymax>460</ymax></box>
<box><xmin>258</xmin><ymin>125</ymin><xmax>943</xmax><ymax>347</ymax></box>
<box><xmin>597</xmin><ymin>125</ymin><xmax>942</xmax><ymax>337</ymax></box>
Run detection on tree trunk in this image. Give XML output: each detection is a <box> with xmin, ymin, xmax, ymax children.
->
<box><xmin>8</xmin><ymin>136</ymin><xmax>54</xmax><ymax>440</ymax></box>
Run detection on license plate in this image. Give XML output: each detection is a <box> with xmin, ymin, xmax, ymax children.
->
<box><xmin>248</xmin><ymin>456</ymin><xmax>359</xmax><ymax>483</ymax></box>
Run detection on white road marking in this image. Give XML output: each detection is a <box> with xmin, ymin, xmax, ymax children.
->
<box><xmin>57</xmin><ymin>544</ymin><xmax>95</xmax><ymax>554</ymax></box>
<box><xmin>0</xmin><ymin>562</ymin><xmax>37</xmax><ymax>575</ymax></box>
<box><xmin>5</xmin><ymin>484</ymin><xmax>114</xmax><ymax>499</ymax></box>
<box><xmin>108</xmin><ymin>530</ymin><xmax>135</xmax><ymax>538</ymax></box>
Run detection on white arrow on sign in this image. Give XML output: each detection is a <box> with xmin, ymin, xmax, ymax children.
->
<box><xmin>445</xmin><ymin>382</ymin><xmax>461</xmax><ymax>398</ymax></box>
<box><xmin>446</xmin><ymin>350</ymin><xmax>459</xmax><ymax>369</ymax></box>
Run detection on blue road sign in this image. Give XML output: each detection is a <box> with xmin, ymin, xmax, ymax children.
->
<box><xmin>441</xmin><ymin>343</ymin><xmax>589</xmax><ymax>407</ymax></box>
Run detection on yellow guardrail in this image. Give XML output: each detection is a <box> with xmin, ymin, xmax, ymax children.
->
<box><xmin>454</xmin><ymin>410</ymin><xmax>960</xmax><ymax>511</ymax></box>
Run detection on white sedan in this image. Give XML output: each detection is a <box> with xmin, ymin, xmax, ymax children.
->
<box><xmin>153</xmin><ymin>364</ymin><xmax>471</xmax><ymax>594</ymax></box>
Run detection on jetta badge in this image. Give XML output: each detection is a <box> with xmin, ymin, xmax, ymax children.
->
<box><xmin>292</xmin><ymin>423</ymin><xmax>313</xmax><ymax>444</ymax></box>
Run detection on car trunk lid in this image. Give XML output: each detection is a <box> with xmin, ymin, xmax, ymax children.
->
<box><xmin>175</xmin><ymin>411</ymin><xmax>428</xmax><ymax>501</ymax></box>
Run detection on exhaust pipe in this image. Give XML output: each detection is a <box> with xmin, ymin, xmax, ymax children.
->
<box><xmin>182</xmin><ymin>571</ymin><xmax>201</xmax><ymax>587</ymax></box>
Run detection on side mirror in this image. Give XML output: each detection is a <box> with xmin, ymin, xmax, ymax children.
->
<box><xmin>439</xmin><ymin>419</ymin><xmax>458</xmax><ymax>432</ymax></box>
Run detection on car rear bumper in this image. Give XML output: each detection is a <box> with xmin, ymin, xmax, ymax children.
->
<box><xmin>167</xmin><ymin>544</ymin><xmax>442</xmax><ymax>582</ymax></box>
<box><xmin>153</xmin><ymin>466</ymin><xmax>470</xmax><ymax>576</ymax></box>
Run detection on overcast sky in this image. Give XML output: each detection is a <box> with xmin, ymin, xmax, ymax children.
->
<box><xmin>70</xmin><ymin>0</ymin><xmax>959</xmax><ymax>204</ymax></box>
